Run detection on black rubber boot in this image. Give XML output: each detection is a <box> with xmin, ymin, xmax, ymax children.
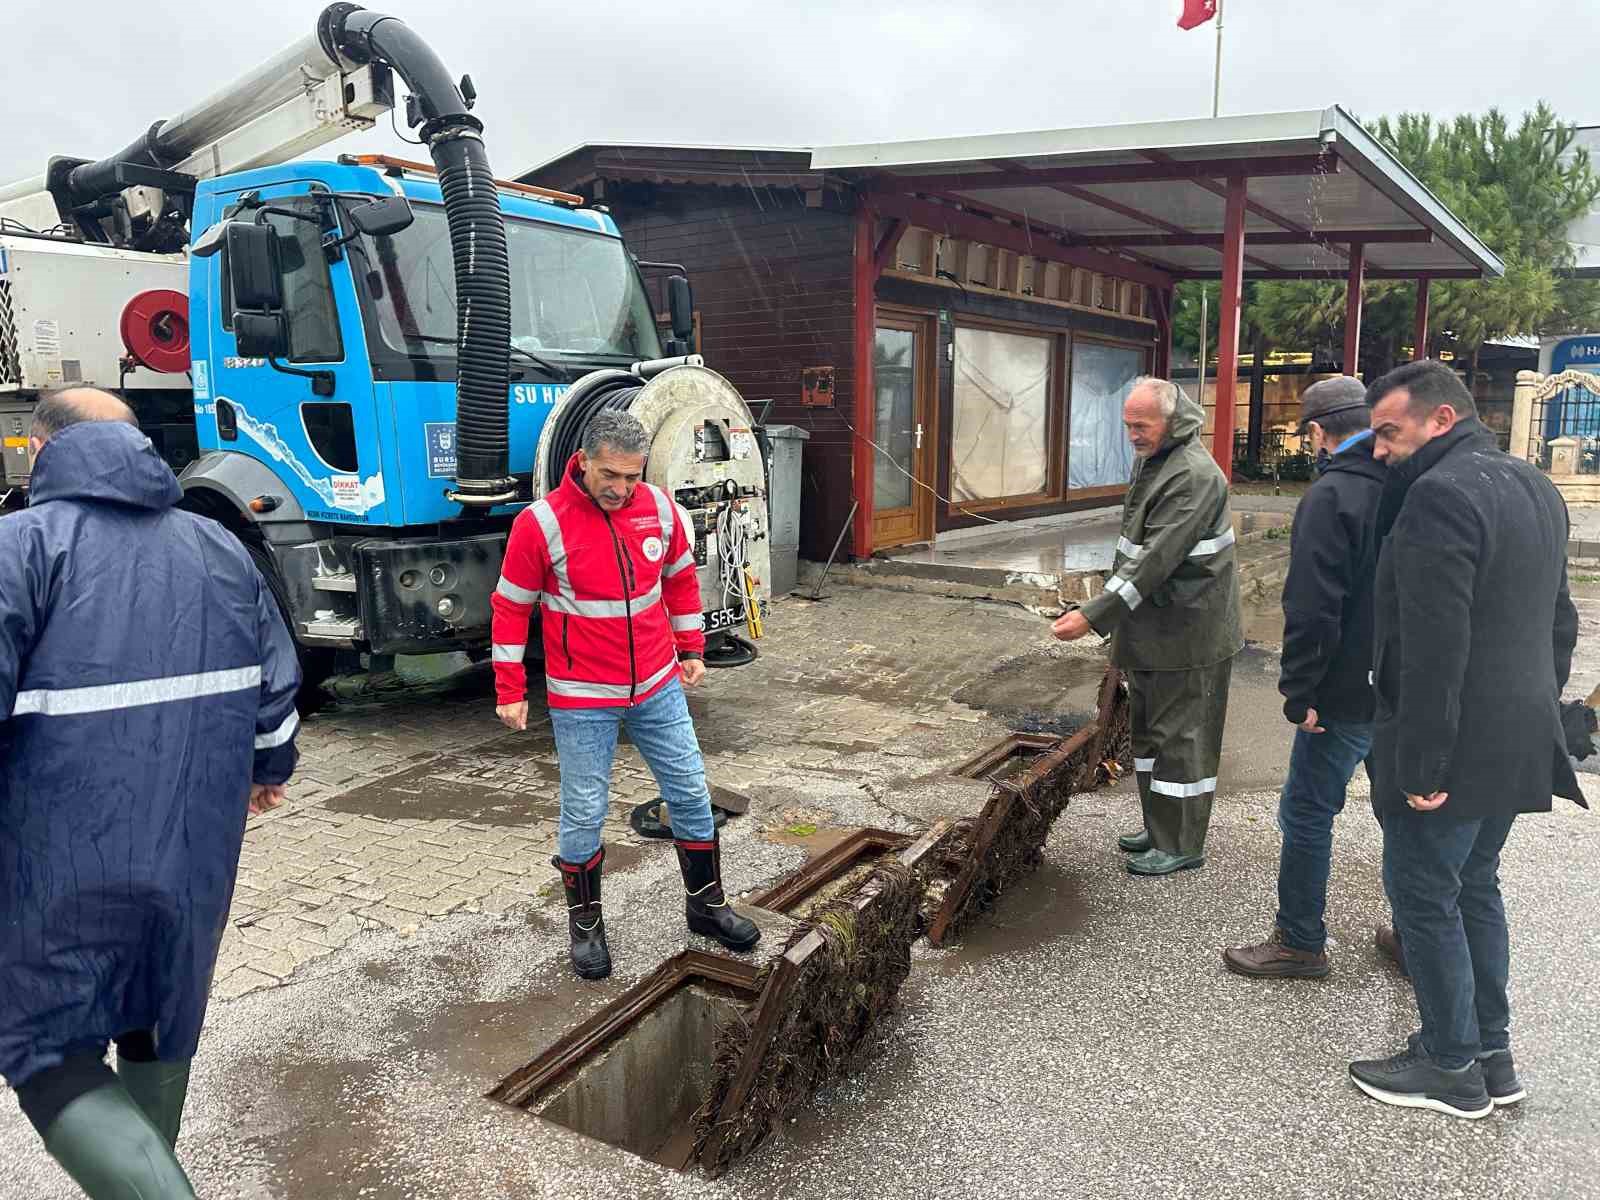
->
<box><xmin>553</xmin><ymin>848</ymin><xmax>612</xmax><ymax>980</ymax></box>
<box><xmin>675</xmin><ymin>836</ymin><xmax>761</xmax><ymax>952</ymax></box>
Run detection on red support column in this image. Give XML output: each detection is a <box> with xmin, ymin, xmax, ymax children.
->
<box><xmin>1152</xmin><ymin>288</ymin><xmax>1173</xmax><ymax>378</ymax></box>
<box><xmin>1412</xmin><ymin>275</ymin><xmax>1431</xmax><ymax>361</ymax></box>
<box><xmin>1343</xmin><ymin>243</ymin><xmax>1366</xmax><ymax>377</ymax></box>
<box><xmin>1211</xmin><ymin>175</ymin><xmax>1248</xmax><ymax>479</ymax></box>
<box><xmin>850</xmin><ymin>202</ymin><xmax>878</xmax><ymax>559</ymax></box>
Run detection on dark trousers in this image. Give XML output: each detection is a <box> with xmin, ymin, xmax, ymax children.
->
<box><xmin>1274</xmin><ymin>721</ymin><xmax>1373</xmax><ymax>953</ymax></box>
<box><xmin>1381</xmin><ymin>807</ymin><xmax>1516</xmax><ymax>1068</ymax></box>
<box><xmin>1129</xmin><ymin>658</ymin><xmax>1233</xmax><ymax>856</ymax></box>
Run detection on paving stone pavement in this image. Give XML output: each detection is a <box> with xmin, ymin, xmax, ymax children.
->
<box><xmin>213</xmin><ymin>588</ymin><xmax>1053</xmax><ymax>1000</ymax></box>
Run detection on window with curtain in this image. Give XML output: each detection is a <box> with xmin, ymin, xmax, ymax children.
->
<box><xmin>950</xmin><ymin>326</ymin><xmax>1052</xmax><ymax>502</ymax></box>
<box><xmin>1069</xmin><ymin>339</ymin><xmax>1146</xmax><ymax>488</ymax></box>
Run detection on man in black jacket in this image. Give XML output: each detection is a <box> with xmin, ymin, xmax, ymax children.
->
<box><xmin>1348</xmin><ymin>360</ymin><xmax>1586</xmax><ymax>1120</ymax></box>
<box><xmin>1224</xmin><ymin>377</ymin><xmax>1385</xmax><ymax>979</ymax></box>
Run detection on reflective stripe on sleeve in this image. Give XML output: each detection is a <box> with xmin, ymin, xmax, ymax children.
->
<box><xmin>1106</xmin><ymin>575</ymin><xmax>1142</xmax><ymax>611</ymax></box>
<box><xmin>255</xmin><ymin>709</ymin><xmax>300</xmax><ymax>750</ymax></box>
<box><xmin>495</xmin><ymin>577</ymin><xmax>541</xmax><ymax>605</ymax></box>
<box><xmin>492</xmin><ymin>643</ymin><xmax>526</xmax><ymax>663</ymax></box>
<box><xmin>1189</xmin><ymin>526</ymin><xmax>1237</xmax><ymax>557</ymax></box>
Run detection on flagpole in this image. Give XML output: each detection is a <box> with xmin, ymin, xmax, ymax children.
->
<box><xmin>1212</xmin><ymin>0</ymin><xmax>1224</xmax><ymax>117</ymax></box>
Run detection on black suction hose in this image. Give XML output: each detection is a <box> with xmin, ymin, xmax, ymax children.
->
<box><xmin>329</xmin><ymin>5</ymin><xmax>515</xmax><ymax>503</ymax></box>
<box><xmin>544</xmin><ymin>376</ymin><xmax>644</xmax><ymax>493</ymax></box>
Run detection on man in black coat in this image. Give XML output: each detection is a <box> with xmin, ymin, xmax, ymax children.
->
<box><xmin>1224</xmin><ymin>377</ymin><xmax>1386</xmax><ymax>979</ymax></box>
<box><xmin>1348</xmin><ymin>360</ymin><xmax>1586</xmax><ymax>1120</ymax></box>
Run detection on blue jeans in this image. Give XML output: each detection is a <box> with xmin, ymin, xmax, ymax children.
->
<box><xmin>1382</xmin><ymin>807</ymin><xmax>1516</xmax><ymax>1068</ymax></box>
<box><xmin>1275</xmin><ymin>721</ymin><xmax>1373</xmax><ymax>953</ymax></box>
<box><xmin>550</xmin><ymin>679</ymin><xmax>715</xmax><ymax>862</ymax></box>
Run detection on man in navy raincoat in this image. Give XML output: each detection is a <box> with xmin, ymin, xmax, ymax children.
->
<box><xmin>0</xmin><ymin>389</ymin><xmax>300</xmax><ymax>1198</ymax></box>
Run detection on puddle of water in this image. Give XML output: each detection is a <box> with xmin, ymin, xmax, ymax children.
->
<box><xmin>950</xmin><ymin>651</ymin><xmax>1107</xmax><ymax>735</ymax></box>
<box><xmin>325</xmin><ymin>755</ymin><xmax>562</xmax><ymax>825</ymax></box>
<box><xmin>936</xmin><ymin>861</ymin><xmax>1093</xmax><ymax>969</ymax></box>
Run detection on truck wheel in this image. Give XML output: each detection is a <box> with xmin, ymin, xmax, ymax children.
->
<box><xmin>245</xmin><ymin>540</ymin><xmax>338</xmax><ymax>715</ymax></box>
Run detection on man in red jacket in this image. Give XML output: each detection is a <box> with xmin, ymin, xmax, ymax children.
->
<box><xmin>490</xmin><ymin>409</ymin><xmax>759</xmax><ymax>980</ymax></box>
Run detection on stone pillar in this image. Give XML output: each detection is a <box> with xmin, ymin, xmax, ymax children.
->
<box><xmin>1511</xmin><ymin>370</ymin><xmax>1540</xmax><ymax>464</ymax></box>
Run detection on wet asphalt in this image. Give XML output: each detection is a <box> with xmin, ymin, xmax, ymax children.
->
<box><xmin>2</xmin><ymin>596</ymin><xmax>1598</xmax><ymax>1199</ymax></box>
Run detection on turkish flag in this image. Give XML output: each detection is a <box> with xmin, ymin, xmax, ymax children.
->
<box><xmin>1178</xmin><ymin>0</ymin><xmax>1217</xmax><ymax>29</ymax></box>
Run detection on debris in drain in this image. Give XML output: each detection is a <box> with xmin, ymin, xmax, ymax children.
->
<box><xmin>489</xmin><ymin>668</ymin><xmax>1130</xmax><ymax>1178</ymax></box>
<box><xmin>929</xmin><ymin>667</ymin><xmax>1131</xmax><ymax>946</ymax></box>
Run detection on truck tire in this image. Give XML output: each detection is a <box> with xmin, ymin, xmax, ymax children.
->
<box><xmin>245</xmin><ymin>540</ymin><xmax>337</xmax><ymax>715</ymax></box>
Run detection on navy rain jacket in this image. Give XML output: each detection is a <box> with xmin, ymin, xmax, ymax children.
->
<box><xmin>0</xmin><ymin>421</ymin><xmax>300</xmax><ymax>1087</ymax></box>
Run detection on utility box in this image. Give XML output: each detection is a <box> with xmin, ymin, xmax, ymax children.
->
<box><xmin>0</xmin><ymin>403</ymin><xmax>33</xmax><ymax>488</ymax></box>
<box><xmin>1550</xmin><ymin>435</ymin><xmax>1582</xmax><ymax>476</ymax></box>
<box><xmin>763</xmin><ymin>424</ymin><xmax>808</xmax><ymax>596</ymax></box>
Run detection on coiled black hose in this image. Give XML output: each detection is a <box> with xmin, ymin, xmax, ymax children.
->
<box><xmin>433</xmin><ymin>134</ymin><xmax>513</xmax><ymax>494</ymax></box>
<box><xmin>543</xmin><ymin>376</ymin><xmax>643</xmax><ymax>493</ymax></box>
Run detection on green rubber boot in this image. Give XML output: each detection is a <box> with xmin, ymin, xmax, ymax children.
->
<box><xmin>41</xmin><ymin>1081</ymin><xmax>196</xmax><ymax>1199</ymax></box>
<box><xmin>1127</xmin><ymin>848</ymin><xmax>1206</xmax><ymax>876</ymax></box>
<box><xmin>1117</xmin><ymin>829</ymin><xmax>1152</xmax><ymax>853</ymax></box>
<box><xmin>116</xmin><ymin>1057</ymin><xmax>191</xmax><ymax>1149</ymax></box>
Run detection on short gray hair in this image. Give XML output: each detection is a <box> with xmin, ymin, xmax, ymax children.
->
<box><xmin>581</xmin><ymin>409</ymin><xmax>649</xmax><ymax>458</ymax></box>
<box><xmin>1130</xmin><ymin>376</ymin><xmax>1180</xmax><ymax>418</ymax></box>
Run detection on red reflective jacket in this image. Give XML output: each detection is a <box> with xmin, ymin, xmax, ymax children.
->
<box><xmin>491</xmin><ymin>454</ymin><xmax>705</xmax><ymax>709</ymax></box>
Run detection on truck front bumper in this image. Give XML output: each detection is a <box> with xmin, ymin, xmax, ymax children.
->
<box><xmin>355</xmin><ymin>532</ymin><xmax>508</xmax><ymax>656</ymax></box>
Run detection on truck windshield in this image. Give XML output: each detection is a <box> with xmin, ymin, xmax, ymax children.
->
<box><xmin>356</xmin><ymin>205</ymin><xmax>662</xmax><ymax>369</ymax></box>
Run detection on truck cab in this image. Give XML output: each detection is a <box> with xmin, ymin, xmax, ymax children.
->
<box><xmin>181</xmin><ymin>158</ymin><xmax>770</xmax><ymax>676</ymax></box>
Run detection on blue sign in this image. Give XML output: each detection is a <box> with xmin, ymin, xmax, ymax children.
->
<box><xmin>1552</xmin><ymin>336</ymin><xmax>1600</xmax><ymax>374</ymax></box>
<box><xmin>424</xmin><ymin>422</ymin><xmax>456</xmax><ymax>479</ymax></box>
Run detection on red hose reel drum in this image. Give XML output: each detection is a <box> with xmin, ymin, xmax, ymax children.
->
<box><xmin>119</xmin><ymin>289</ymin><xmax>191</xmax><ymax>375</ymax></box>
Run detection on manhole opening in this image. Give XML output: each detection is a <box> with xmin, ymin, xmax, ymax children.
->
<box><xmin>535</xmin><ymin>982</ymin><xmax>743</xmax><ymax>1169</ymax></box>
<box><xmin>949</xmin><ymin>732</ymin><xmax>1060</xmax><ymax>782</ymax></box>
<box><xmin>488</xmin><ymin>951</ymin><xmax>769</xmax><ymax>1174</ymax></box>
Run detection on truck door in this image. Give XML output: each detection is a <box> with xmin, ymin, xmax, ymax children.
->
<box><xmin>202</xmin><ymin>184</ymin><xmax>396</xmax><ymax>528</ymax></box>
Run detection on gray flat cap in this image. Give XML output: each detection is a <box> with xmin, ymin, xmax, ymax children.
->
<box><xmin>1298</xmin><ymin>376</ymin><xmax>1368</xmax><ymax>432</ymax></box>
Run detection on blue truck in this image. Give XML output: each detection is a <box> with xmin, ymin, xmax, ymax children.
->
<box><xmin>0</xmin><ymin>5</ymin><xmax>773</xmax><ymax>700</ymax></box>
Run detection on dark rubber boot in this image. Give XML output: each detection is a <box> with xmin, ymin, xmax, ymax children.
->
<box><xmin>553</xmin><ymin>848</ymin><xmax>612</xmax><ymax>980</ymax></box>
<box><xmin>675</xmin><ymin>836</ymin><xmax>761</xmax><ymax>952</ymax></box>
<box><xmin>42</xmin><ymin>1082</ymin><xmax>196</xmax><ymax>1198</ymax></box>
<box><xmin>114</xmin><ymin>1057</ymin><xmax>190</xmax><ymax>1150</ymax></box>
<box><xmin>1117</xmin><ymin>829</ymin><xmax>1152</xmax><ymax>853</ymax></box>
<box><xmin>1127</xmin><ymin>848</ymin><xmax>1206</xmax><ymax>876</ymax></box>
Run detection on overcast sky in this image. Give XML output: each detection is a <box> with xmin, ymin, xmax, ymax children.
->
<box><xmin>3</xmin><ymin>0</ymin><xmax>1595</xmax><ymax>189</ymax></box>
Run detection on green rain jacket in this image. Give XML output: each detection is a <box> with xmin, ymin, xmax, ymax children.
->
<box><xmin>1079</xmin><ymin>388</ymin><xmax>1243</xmax><ymax>671</ymax></box>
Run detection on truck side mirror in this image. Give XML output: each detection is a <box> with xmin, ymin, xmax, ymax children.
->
<box><xmin>347</xmin><ymin>194</ymin><xmax>414</xmax><ymax>238</ymax></box>
<box><xmin>226</xmin><ymin>222</ymin><xmax>284</xmax><ymax>310</ymax></box>
<box><xmin>234</xmin><ymin>312</ymin><xmax>289</xmax><ymax>360</ymax></box>
<box><xmin>667</xmin><ymin>275</ymin><xmax>694</xmax><ymax>343</ymax></box>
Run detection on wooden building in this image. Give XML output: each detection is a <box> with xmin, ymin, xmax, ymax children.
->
<box><xmin>524</xmin><ymin>111</ymin><xmax>1501</xmax><ymax>561</ymax></box>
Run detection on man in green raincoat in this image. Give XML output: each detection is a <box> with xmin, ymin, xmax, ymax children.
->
<box><xmin>1054</xmin><ymin>377</ymin><xmax>1242</xmax><ymax>875</ymax></box>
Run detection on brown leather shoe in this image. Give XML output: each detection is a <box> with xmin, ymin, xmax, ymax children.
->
<box><xmin>1222</xmin><ymin>928</ymin><xmax>1330</xmax><ymax>979</ymax></box>
<box><xmin>1375</xmin><ymin>927</ymin><xmax>1409</xmax><ymax>977</ymax></box>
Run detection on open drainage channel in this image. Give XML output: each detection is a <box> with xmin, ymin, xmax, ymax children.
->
<box><xmin>488</xmin><ymin>667</ymin><xmax>1132</xmax><ymax>1177</ymax></box>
